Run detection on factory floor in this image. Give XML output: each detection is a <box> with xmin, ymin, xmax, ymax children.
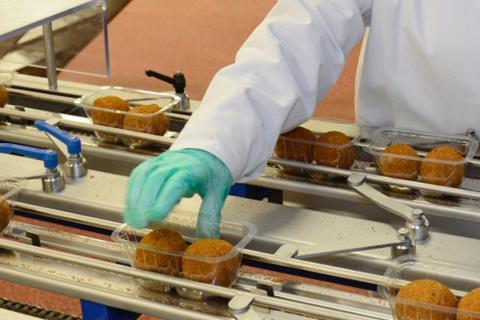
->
<box><xmin>3</xmin><ymin>1</ymin><xmax>362</xmax><ymax>318</ymax></box>
<box><xmin>60</xmin><ymin>0</ymin><xmax>360</xmax><ymax>122</ymax></box>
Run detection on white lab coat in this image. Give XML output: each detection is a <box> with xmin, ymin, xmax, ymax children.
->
<box><xmin>172</xmin><ymin>0</ymin><xmax>480</xmax><ymax>182</ymax></box>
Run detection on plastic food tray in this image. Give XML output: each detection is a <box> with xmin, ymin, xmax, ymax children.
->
<box><xmin>74</xmin><ymin>86</ymin><xmax>180</xmax><ymax>147</ymax></box>
<box><xmin>0</xmin><ymin>178</ymin><xmax>25</xmax><ymax>235</ymax></box>
<box><xmin>274</xmin><ymin>127</ymin><xmax>356</xmax><ymax>177</ymax></box>
<box><xmin>112</xmin><ymin>214</ymin><xmax>256</xmax><ymax>300</ymax></box>
<box><xmin>365</xmin><ymin>128</ymin><xmax>478</xmax><ymax>188</ymax></box>
<box><xmin>379</xmin><ymin>255</ymin><xmax>480</xmax><ymax>320</ymax></box>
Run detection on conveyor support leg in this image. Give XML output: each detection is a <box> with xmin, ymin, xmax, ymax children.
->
<box><xmin>80</xmin><ymin>300</ymin><xmax>139</xmax><ymax>320</ymax></box>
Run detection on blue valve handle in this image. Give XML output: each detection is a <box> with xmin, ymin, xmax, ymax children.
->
<box><xmin>0</xmin><ymin>143</ymin><xmax>58</xmax><ymax>169</ymax></box>
<box><xmin>34</xmin><ymin>120</ymin><xmax>81</xmax><ymax>155</ymax></box>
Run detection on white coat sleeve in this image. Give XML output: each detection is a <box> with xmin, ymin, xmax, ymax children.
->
<box><xmin>171</xmin><ymin>0</ymin><xmax>373</xmax><ymax>182</ymax></box>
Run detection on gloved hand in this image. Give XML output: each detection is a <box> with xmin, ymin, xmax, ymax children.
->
<box><xmin>124</xmin><ymin>149</ymin><xmax>233</xmax><ymax>238</ymax></box>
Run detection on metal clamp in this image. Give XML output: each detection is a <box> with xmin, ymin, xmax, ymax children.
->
<box><xmin>0</xmin><ymin>143</ymin><xmax>65</xmax><ymax>193</ymax></box>
<box><xmin>229</xmin><ymin>295</ymin><xmax>262</xmax><ymax>320</ymax></box>
<box><xmin>35</xmin><ymin>119</ymin><xmax>87</xmax><ymax>179</ymax></box>
<box><xmin>391</xmin><ymin>228</ymin><xmax>415</xmax><ymax>258</ymax></box>
<box><xmin>466</xmin><ymin>128</ymin><xmax>479</xmax><ymax>141</ymax></box>
<box><xmin>348</xmin><ymin>173</ymin><xmax>429</xmax><ymax>242</ymax></box>
<box><xmin>145</xmin><ymin>70</ymin><xmax>190</xmax><ymax>111</ymax></box>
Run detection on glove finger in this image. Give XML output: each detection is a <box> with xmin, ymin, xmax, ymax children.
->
<box><xmin>145</xmin><ymin>172</ymin><xmax>192</xmax><ymax>223</ymax></box>
<box><xmin>124</xmin><ymin>159</ymin><xmax>175</xmax><ymax>227</ymax></box>
<box><xmin>196</xmin><ymin>185</ymin><xmax>230</xmax><ymax>239</ymax></box>
<box><xmin>126</xmin><ymin>157</ymin><xmax>163</xmax><ymax>206</ymax></box>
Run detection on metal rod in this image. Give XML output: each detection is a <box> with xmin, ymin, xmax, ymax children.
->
<box><xmin>15</xmin><ymin>201</ymin><xmax>120</xmax><ymax>230</ymax></box>
<box><xmin>42</xmin><ymin>23</ymin><xmax>57</xmax><ymax>91</ymax></box>
<box><xmin>348</xmin><ymin>173</ymin><xmax>415</xmax><ymax>223</ymax></box>
<box><xmin>242</xmin><ymin>249</ymin><xmax>391</xmax><ymax>287</ymax></box>
<box><xmin>269</xmin><ymin>158</ymin><xmax>480</xmax><ymax>200</ymax></box>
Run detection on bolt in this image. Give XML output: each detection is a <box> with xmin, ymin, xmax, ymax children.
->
<box><xmin>412</xmin><ymin>208</ymin><xmax>424</xmax><ymax>219</ymax></box>
<box><xmin>398</xmin><ymin>227</ymin><xmax>410</xmax><ymax>240</ymax></box>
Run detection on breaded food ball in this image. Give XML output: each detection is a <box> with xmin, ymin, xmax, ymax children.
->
<box><xmin>182</xmin><ymin>239</ymin><xmax>239</xmax><ymax>287</ymax></box>
<box><xmin>420</xmin><ymin>146</ymin><xmax>464</xmax><ymax>187</ymax></box>
<box><xmin>458</xmin><ymin>288</ymin><xmax>480</xmax><ymax>320</ymax></box>
<box><xmin>91</xmin><ymin>96</ymin><xmax>129</xmax><ymax>143</ymax></box>
<box><xmin>395</xmin><ymin>279</ymin><xmax>457</xmax><ymax>320</ymax></box>
<box><xmin>123</xmin><ymin>104</ymin><xmax>169</xmax><ymax>135</ymax></box>
<box><xmin>378</xmin><ymin>144</ymin><xmax>420</xmax><ymax>180</ymax></box>
<box><xmin>274</xmin><ymin>127</ymin><xmax>316</xmax><ymax>163</ymax></box>
<box><xmin>134</xmin><ymin>228</ymin><xmax>187</xmax><ymax>276</ymax></box>
<box><xmin>0</xmin><ymin>200</ymin><xmax>12</xmax><ymax>233</ymax></box>
<box><xmin>92</xmin><ymin>96</ymin><xmax>129</xmax><ymax>127</ymax></box>
<box><xmin>313</xmin><ymin>131</ymin><xmax>354</xmax><ymax>169</ymax></box>
<box><xmin>0</xmin><ymin>85</ymin><xmax>8</xmax><ymax>108</ymax></box>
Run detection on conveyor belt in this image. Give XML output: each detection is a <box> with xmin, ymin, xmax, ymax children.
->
<box><xmin>0</xmin><ymin>298</ymin><xmax>80</xmax><ymax>320</ymax></box>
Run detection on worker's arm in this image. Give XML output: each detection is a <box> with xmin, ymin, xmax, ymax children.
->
<box><xmin>172</xmin><ymin>0</ymin><xmax>373</xmax><ymax>182</ymax></box>
<box><xmin>125</xmin><ymin>0</ymin><xmax>373</xmax><ymax>236</ymax></box>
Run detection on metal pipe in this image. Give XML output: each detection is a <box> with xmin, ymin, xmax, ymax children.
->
<box><xmin>42</xmin><ymin>23</ymin><xmax>57</xmax><ymax>91</ymax></box>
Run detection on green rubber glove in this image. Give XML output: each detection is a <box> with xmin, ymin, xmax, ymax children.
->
<box><xmin>124</xmin><ymin>149</ymin><xmax>233</xmax><ymax>238</ymax></box>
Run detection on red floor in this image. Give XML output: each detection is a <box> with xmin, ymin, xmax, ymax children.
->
<box><xmin>61</xmin><ymin>0</ymin><xmax>360</xmax><ymax>122</ymax></box>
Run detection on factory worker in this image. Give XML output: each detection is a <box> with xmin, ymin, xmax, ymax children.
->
<box><xmin>125</xmin><ymin>0</ymin><xmax>480</xmax><ymax>237</ymax></box>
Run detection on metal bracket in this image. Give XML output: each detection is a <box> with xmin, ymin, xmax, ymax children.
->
<box><xmin>229</xmin><ymin>295</ymin><xmax>262</xmax><ymax>320</ymax></box>
<box><xmin>391</xmin><ymin>228</ymin><xmax>415</xmax><ymax>258</ymax></box>
<box><xmin>273</xmin><ymin>212</ymin><xmax>416</xmax><ymax>260</ymax></box>
<box><xmin>348</xmin><ymin>173</ymin><xmax>429</xmax><ymax>242</ymax></box>
<box><xmin>41</xmin><ymin>118</ymin><xmax>88</xmax><ymax>179</ymax></box>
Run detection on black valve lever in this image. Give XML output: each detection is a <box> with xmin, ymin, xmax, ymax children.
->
<box><xmin>145</xmin><ymin>70</ymin><xmax>186</xmax><ymax>94</ymax></box>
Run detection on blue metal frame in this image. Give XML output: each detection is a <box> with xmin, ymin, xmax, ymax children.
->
<box><xmin>80</xmin><ymin>300</ymin><xmax>140</xmax><ymax>320</ymax></box>
<box><xmin>230</xmin><ymin>183</ymin><xmax>283</xmax><ymax>204</ymax></box>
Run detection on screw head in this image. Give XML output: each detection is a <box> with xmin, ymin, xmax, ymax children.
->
<box><xmin>412</xmin><ymin>208</ymin><xmax>424</xmax><ymax>219</ymax></box>
<box><xmin>398</xmin><ymin>227</ymin><xmax>410</xmax><ymax>240</ymax></box>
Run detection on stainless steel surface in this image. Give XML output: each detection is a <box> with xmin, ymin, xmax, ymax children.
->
<box><xmin>391</xmin><ymin>228</ymin><xmax>415</xmax><ymax>258</ymax></box>
<box><xmin>176</xmin><ymin>92</ymin><xmax>190</xmax><ymax>111</ymax></box>
<box><xmin>229</xmin><ymin>295</ymin><xmax>262</xmax><ymax>320</ymax></box>
<box><xmin>348</xmin><ymin>173</ymin><xmax>416</xmax><ymax>224</ymax></box>
<box><xmin>64</xmin><ymin>154</ymin><xmax>88</xmax><ymax>179</ymax></box>
<box><xmin>348</xmin><ymin>172</ymin><xmax>430</xmax><ymax>241</ymax></box>
<box><xmin>41</xmin><ymin>168</ymin><xmax>65</xmax><ymax>193</ymax></box>
<box><xmin>42</xmin><ymin>23</ymin><xmax>57</xmax><ymax>91</ymax></box>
